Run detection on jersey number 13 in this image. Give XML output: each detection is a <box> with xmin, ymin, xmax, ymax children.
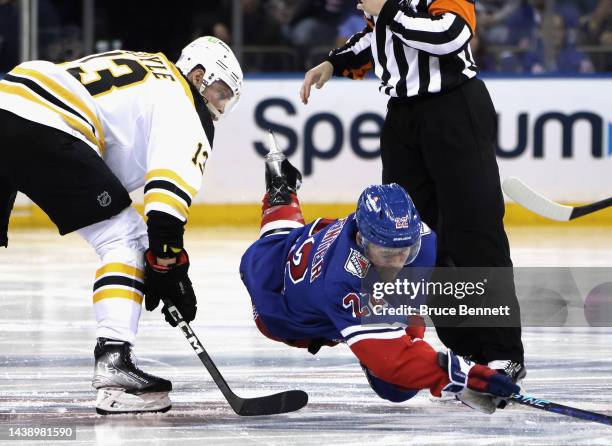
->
<box><xmin>67</xmin><ymin>54</ymin><xmax>148</xmax><ymax>97</ymax></box>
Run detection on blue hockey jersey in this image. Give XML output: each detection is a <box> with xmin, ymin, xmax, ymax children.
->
<box><xmin>240</xmin><ymin>213</ymin><xmax>436</xmax><ymax>348</ymax></box>
<box><xmin>240</xmin><ymin>212</ymin><xmax>455</xmax><ymax>399</ymax></box>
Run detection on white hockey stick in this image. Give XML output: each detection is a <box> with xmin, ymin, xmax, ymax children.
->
<box><xmin>502</xmin><ymin>177</ymin><xmax>612</xmax><ymax>221</ymax></box>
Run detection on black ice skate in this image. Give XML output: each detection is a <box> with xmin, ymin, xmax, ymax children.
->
<box><xmin>92</xmin><ymin>338</ymin><xmax>172</xmax><ymax>415</ymax></box>
<box><xmin>489</xmin><ymin>360</ymin><xmax>527</xmax><ymax>383</ymax></box>
<box><xmin>265</xmin><ymin>159</ymin><xmax>302</xmax><ymax>207</ymax></box>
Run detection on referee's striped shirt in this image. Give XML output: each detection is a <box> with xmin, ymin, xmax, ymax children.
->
<box><xmin>327</xmin><ymin>0</ymin><xmax>478</xmax><ymax>98</ymax></box>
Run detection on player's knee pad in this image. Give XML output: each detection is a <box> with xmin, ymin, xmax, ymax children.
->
<box><xmin>260</xmin><ymin>193</ymin><xmax>305</xmax><ymax>237</ymax></box>
<box><xmin>362</xmin><ymin>365</ymin><xmax>419</xmax><ymax>403</ymax></box>
<box><xmin>78</xmin><ymin>207</ymin><xmax>148</xmax><ymax>258</ymax></box>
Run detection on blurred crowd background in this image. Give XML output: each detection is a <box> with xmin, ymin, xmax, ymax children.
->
<box><xmin>1</xmin><ymin>0</ymin><xmax>611</xmax><ymax>74</ymax></box>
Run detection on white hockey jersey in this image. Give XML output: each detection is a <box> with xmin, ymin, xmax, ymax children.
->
<box><xmin>0</xmin><ymin>50</ymin><xmax>213</xmax><ymax>223</ymax></box>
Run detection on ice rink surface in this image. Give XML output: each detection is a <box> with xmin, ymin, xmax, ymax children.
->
<box><xmin>1</xmin><ymin>227</ymin><xmax>611</xmax><ymax>445</ymax></box>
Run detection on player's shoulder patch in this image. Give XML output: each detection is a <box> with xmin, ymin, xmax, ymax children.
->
<box><xmin>344</xmin><ymin>248</ymin><xmax>371</xmax><ymax>279</ymax></box>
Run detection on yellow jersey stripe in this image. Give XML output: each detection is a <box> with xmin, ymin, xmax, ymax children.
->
<box><xmin>93</xmin><ymin>288</ymin><xmax>143</xmax><ymax>304</ymax></box>
<box><xmin>145</xmin><ymin>169</ymin><xmax>198</xmax><ymax>197</ymax></box>
<box><xmin>95</xmin><ymin>262</ymin><xmax>144</xmax><ymax>280</ymax></box>
<box><xmin>12</xmin><ymin>66</ymin><xmax>106</xmax><ymax>152</ymax></box>
<box><xmin>0</xmin><ymin>82</ymin><xmax>100</xmax><ymax>150</ymax></box>
<box><xmin>157</xmin><ymin>53</ymin><xmax>195</xmax><ymax>108</ymax></box>
<box><xmin>144</xmin><ymin>192</ymin><xmax>189</xmax><ymax>219</ymax></box>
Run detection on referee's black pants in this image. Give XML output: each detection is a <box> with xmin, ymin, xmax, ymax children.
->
<box><xmin>381</xmin><ymin>77</ymin><xmax>524</xmax><ymax>364</ymax></box>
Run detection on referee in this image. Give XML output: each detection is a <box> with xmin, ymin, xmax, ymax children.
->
<box><xmin>300</xmin><ymin>0</ymin><xmax>525</xmax><ymax>390</ymax></box>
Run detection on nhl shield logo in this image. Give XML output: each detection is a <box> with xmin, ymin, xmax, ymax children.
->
<box><xmin>344</xmin><ymin>248</ymin><xmax>370</xmax><ymax>278</ymax></box>
<box><xmin>97</xmin><ymin>191</ymin><xmax>112</xmax><ymax>207</ymax></box>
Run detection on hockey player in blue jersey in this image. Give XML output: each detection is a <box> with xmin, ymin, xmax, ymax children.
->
<box><xmin>239</xmin><ymin>154</ymin><xmax>519</xmax><ymax>413</ymax></box>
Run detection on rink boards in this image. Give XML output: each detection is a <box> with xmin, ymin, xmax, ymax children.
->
<box><xmin>9</xmin><ymin>76</ymin><xmax>612</xmax><ymax>227</ymax></box>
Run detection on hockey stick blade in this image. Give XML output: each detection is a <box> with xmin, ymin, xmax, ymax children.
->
<box><xmin>162</xmin><ymin>299</ymin><xmax>308</xmax><ymax>416</ymax></box>
<box><xmin>511</xmin><ymin>394</ymin><xmax>612</xmax><ymax>426</ymax></box>
<box><xmin>502</xmin><ymin>177</ymin><xmax>573</xmax><ymax>221</ymax></box>
<box><xmin>230</xmin><ymin>389</ymin><xmax>309</xmax><ymax>417</ymax></box>
<box><xmin>503</xmin><ymin>177</ymin><xmax>612</xmax><ymax>221</ymax></box>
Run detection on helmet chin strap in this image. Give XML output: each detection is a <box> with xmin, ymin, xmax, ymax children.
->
<box><xmin>198</xmin><ymin>82</ymin><xmax>221</xmax><ymax>121</ymax></box>
<box><xmin>205</xmin><ymin>101</ymin><xmax>221</xmax><ymax>121</ymax></box>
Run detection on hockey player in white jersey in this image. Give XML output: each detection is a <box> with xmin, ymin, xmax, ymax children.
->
<box><xmin>0</xmin><ymin>37</ymin><xmax>242</xmax><ymax>414</ymax></box>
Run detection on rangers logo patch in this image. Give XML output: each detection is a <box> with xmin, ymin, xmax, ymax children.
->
<box><xmin>344</xmin><ymin>248</ymin><xmax>370</xmax><ymax>278</ymax></box>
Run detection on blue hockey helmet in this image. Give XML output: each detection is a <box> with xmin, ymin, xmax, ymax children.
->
<box><xmin>355</xmin><ymin>184</ymin><xmax>422</xmax><ymax>264</ymax></box>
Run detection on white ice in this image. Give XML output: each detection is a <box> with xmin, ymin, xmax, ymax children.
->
<box><xmin>1</xmin><ymin>227</ymin><xmax>611</xmax><ymax>445</ymax></box>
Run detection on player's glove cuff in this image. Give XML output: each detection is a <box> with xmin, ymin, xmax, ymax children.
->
<box><xmin>146</xmin><ymin>210</ymin><xmax>185</xmax><ymax>256</ymax></box>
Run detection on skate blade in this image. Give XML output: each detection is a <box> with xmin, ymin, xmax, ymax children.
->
<box><xmin>96</xmin><ymin>405</ymin><xmax>172</xmax><ymax>415</ymax></box>
<box><xmin>96</xmin><ymin>388</ymin><xmax>172</xmax><ymax>415</ymax></box>
<box><xmin>429</xmin><ymin>392</ymin><xmax>458</xmax><ymax>404</ymax></box>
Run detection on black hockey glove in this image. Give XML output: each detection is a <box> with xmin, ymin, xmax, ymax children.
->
<box><xmin>144</xmin><ymin>249</ymin><xmax>197</xmax><ymax>326</ymax></box>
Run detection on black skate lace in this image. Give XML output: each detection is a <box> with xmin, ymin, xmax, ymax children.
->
<box><xmin>126</xmin><ymin>348</ymin><xmax>157</xmax><ymax>380</ymax></box>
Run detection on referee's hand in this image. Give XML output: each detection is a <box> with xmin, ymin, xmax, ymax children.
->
<box><xmin>300</xmin><ymin>61</ymin><xmax>333</xmax><ymax>105</ymax></box>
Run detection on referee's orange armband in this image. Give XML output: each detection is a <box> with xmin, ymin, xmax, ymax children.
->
<box><xmin>429</xmin><ymin>0</ymin><xmax>476</xmax><ymax>33</ymax></box>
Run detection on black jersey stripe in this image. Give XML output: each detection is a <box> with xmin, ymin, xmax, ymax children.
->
<box><xmin>93</xmin><ymin>275</ymin><xmax>145</xmax><ymax>292</ymax></box>
<box><xmin>464</xmin><ymin>48</ymin><xmax>472</xmax><ymax>64</ymax></box>
<box><xmin>464</xmin><ymin>46</ymin><xmax>479</xmax><ymax>72</ymax></box>
<box><xmin>376</xmin><ymin>18</ymin><xmax>391</xmax><ymax>86</ymax></box>
<box><xmin>391</xmin><ymin>35</ymin><xmax>409</xmax><ymax>97</ymax></box>
<box><xmin>144</xmin><ymin>180</ymin><xmax>192</xmax><ymax>206</ymax></box>
<box><xmin>417</xmin><ymin>52</ymin><xmax>431</xmax><ymax>95</ymax></box>
<box><xmin>390</xmin><ymin>14</ymin><xmax>467</xmax><ymax>47</ymax></box>
<box><xmin>343</xmin><ymin>327</ymin><xmax>405</xmax><ymax>342</ymax></box>
<box><xmin>3</xmin><ymin>73</ymin><xmax>96</xmax><ymax>134</ymax></box>
<box><xmin>439</xmin><ymin>47</ymin><xmax>470</xmax><ymax>90</ymax></box>
<box><xmin>417</xmin><ymin>0</ymin><xmax>428</xmax><ymax>12</ymax></box>
<box><xmin>260</xmin><ymin>228</ymin><xmax>292</xmax><ymax>238</ymax></box>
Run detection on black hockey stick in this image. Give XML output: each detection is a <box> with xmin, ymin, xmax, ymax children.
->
<box><xmin>162</xmin><ymin>299</ymin><xmax>308</xmax><ymax>416</ymax></box>
<box><xmin>502</xmin><ymin>177</ymin><xmax>612</xmax><ymax>221</ymax></box>
<box><xmin>511</xmin><ymin>394</ymin><xmax>612</xmax><ymax>426</ymax></box>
